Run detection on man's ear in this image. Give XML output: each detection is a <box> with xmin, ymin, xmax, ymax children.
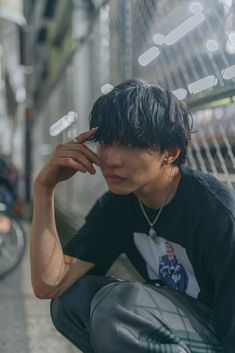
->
<box><xmin>163</xmin><ymin>147</ymin><xmax>181</xmax><ymax>165</ymax></box>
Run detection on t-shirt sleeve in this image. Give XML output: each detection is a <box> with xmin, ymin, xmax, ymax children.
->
<box><xmin>205</xmin><ymin>214</ymin><xmax>235</xmax><ymax>353</ymax></box>
<box><xmin>63</xmin><ymin>194</ymin><xmax>122</xmax><ymax>273</ymax></box>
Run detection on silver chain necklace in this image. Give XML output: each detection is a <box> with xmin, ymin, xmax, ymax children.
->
<box><xmin>138</xmin><ymin>167</ymin><xmax>176</xmax><ymax>240</ymax></box>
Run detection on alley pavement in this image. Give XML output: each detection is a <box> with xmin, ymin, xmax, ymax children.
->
<box><xmin>0</xmin><ymin>222</ymin><xmax>80</xmax><ymax>353</ymax></box>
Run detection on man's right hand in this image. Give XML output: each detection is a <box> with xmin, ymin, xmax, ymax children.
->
<box><xmin>34</xmin><ymin>127</ymin><xmax>100</xmax><ymax>189</ymax></box>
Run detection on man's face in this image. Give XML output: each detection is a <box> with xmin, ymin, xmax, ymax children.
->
<box><xmin>166</xmin><ymin>243</ymin><xmax>175</xmax><ymax>260</ymax></box>
<box><xmin>97</xmin><ymin>142</ymin><xmax>166</xmax><ymax>195</ymax></box>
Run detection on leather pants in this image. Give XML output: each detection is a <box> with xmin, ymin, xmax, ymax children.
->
<box><xmin>50</xmin><ymin>275</ymin><xmax>222</xmax><ymax>353</ymax></box>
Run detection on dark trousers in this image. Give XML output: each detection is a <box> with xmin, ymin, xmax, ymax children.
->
<box><xmin>50</xmin><ymin>275</ymin><xmax>222</xmax><ymax>353</ymax></box>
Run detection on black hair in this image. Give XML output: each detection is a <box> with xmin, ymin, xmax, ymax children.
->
<box><xmin>89</xmin><ymin>78</ymin><xmax>193</xmax><ymax>165</ymax></box>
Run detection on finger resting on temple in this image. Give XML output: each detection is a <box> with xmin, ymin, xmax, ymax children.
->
<box><xmin>71</xmin><ymin>127</ymin><xmax>98</xmax><ymax>144</ymax></box>
<box><xmin>56</xmin><ymin>148</ymin><xmax>100</xmax><ymax>168</ymax></box>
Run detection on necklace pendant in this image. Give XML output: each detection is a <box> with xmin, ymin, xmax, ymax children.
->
<box><xmin>149</xmin><ymin>227</ymin><xmax>157</xmax><ymax>239</ymax></box>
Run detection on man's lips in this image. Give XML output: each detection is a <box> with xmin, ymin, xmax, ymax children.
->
<box><xmin>105</xmin><ymin>173</ymin><xmax>124</xmax><ymax>179</ymax></box>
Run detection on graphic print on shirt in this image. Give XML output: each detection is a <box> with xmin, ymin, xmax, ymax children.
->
<box><xmin>134</xmin><ymin>233</ymin><xmax>200</xmax><ymax>298</ymax></box>
<box><xmin>159</xmin><ymin>241</ymin><xmax>188</xmax><ymax>291</ymax></box>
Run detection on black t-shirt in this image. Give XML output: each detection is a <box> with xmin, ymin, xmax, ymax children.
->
<box><xmin>63</xmin><ymin>165</ymin><xmax>235</xmax><ymax>351</ymax></box>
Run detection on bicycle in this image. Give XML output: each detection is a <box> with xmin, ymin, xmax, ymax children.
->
<box><xmin>0</xmin><ymin>157</ymin><xmax>26</xmax><ymax>278</ymax></box>
<box><xmin>0</xmin><ymin>202</ymin><xmax>26</xmax><ymax>279</ymax></box>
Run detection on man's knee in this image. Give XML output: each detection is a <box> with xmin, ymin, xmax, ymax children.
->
<box><xmin>91</xmin><ymin>281</ymin><xmax>141</xmax><ymax>317</ymax></box>
<box><xmin>90</xmin><ymin>282</ymin><xmax>141</xmax><ymax>350</ymax></box>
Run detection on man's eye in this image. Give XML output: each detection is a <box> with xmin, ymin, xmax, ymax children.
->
<box><xmin>100</xmin><ymin>140</ymin><xmax>108</xmax><ymax>147</ymax></box>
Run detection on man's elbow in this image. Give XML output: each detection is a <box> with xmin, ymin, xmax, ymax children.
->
<box><xmin>32</xmin><ymin>282</ymin><xmax>60</xmax><ymax>299</ymax></box>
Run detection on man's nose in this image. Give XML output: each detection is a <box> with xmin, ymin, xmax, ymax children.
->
<box><xmin>101</xmin><ymin>146</ymin><xmax>122</xmax><ymax>167</ymax></box>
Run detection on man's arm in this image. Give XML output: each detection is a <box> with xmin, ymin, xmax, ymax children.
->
<box><xmin>30</xmin><ymin>128</ymin><xmax>100</xmax><ymax>299</ymax></box>
<box><xmin>30</xmin><ymin>183</ymin><xmax>95</xmax><ymax>299</ymax></box>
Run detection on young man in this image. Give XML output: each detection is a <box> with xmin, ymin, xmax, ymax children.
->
<box><xmin>30</xmin><ymin>79</ymin><xmax>235</xmax><ymax>353</ymax></box>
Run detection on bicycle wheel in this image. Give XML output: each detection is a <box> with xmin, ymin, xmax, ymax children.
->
<box><xmin>0</xmin><ymin>211</ymin><xmax>26</xmax><ymax>278</ymax></box>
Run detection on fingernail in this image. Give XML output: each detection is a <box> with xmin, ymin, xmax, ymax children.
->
<box><xmin>91</xmin><ymin>127</ymin><xmax>98</xmax><ymax>130</ymax></box>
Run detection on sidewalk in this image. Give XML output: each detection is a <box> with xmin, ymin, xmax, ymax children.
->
<box><xmin>0</xmin><ymin>222</ymin><xmax>80</xmax><ymax>353</ymax></box>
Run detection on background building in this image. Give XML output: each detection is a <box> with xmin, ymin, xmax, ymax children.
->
<box><xmin>0</xmin><ymin>0</ymin><xmax>26</xmax><ymax>168</ymax></box>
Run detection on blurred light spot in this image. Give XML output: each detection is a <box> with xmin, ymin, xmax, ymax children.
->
<box><xmin>165</xmin><ymin>13</ymin><xmax>204</xmax><ymax>45</ymax></box>
<box><xmin>218</xmin><ymin>0</ymin><xmax>232</xmax><ymax>8</ymax></box>
<box><xmin>222</xmin><ymin>65</ymin><xmax>235</xmax><ymax>79</ymax></box>
<box><xmin>101</xmin><ymin>83</ymin><xmax>113</xmax><ymax>94</ymax></box>
<box><xmin>190</xmin><ymin>2</ymin><xmax>203</xmax><ymax>13</ymax></box>
<box><xmin>172</xmin><ymin>88</ymin><xmax>187</xmax><ymax>100</ymax></box>
<box><xmin>153</xmin><ymin>33</ymin><xmax>165</xmax><ymax>45</ymax></box>
<box><xmin>206</xmin><ymin>39</ymin><xmax>218</xmax><ymax>52</ymax></box>
<box><xmin>226</xmin><ymin>32</ymin><xmax>235</xmax><ymax>54</ymax></box>
<box><xmin>188</xmin><ymin>75</ymin><xmax>218</xmax><ymax>94</ymax></box>
<box><xmin>49</xmin><ymin>111</ymin><xmax>78</xmax><ymax>136</ymax></box>
<box><xmin>138</xmin><ymin>47</ymin><xmax>160</xmax><ymax>66</ymax></box>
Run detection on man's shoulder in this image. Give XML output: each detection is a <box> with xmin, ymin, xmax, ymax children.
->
<box><xmin>181</xmin><ymin>165</ymin><xmax>235</xmax><ymax>217</ymax></box>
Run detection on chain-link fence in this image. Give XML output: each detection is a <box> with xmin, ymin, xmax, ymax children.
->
<box><xmin>88</xmin><ymin>0</ymin><xmax>235</xmax><ymax>187</ymax></box>
<box><xmin>89</xmin><ymin>1</ymin><xmax>234</xmax><ymax>95</ymax></box>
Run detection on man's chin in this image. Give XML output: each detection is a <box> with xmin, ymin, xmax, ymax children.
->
<box><xmin>109</xmin><ymin>189</ymin><xmax>132</xmax><ymax>195</ymax></box>
<box><xmin>106</xmin><ymin>183</ymin><xmax>133</xmax><ymax>195</ymax></box>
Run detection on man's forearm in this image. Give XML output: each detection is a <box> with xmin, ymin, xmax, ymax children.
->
<box><xmin>30</xmin><ymin>184</ymin><xmax>67</xmax><ymax>297</ymax></box>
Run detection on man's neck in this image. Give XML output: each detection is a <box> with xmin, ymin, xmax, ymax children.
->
<box><xmin>135</xmin><ymin>166</ymin><xmax>181</xmax><ymax>210</ymax></box>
